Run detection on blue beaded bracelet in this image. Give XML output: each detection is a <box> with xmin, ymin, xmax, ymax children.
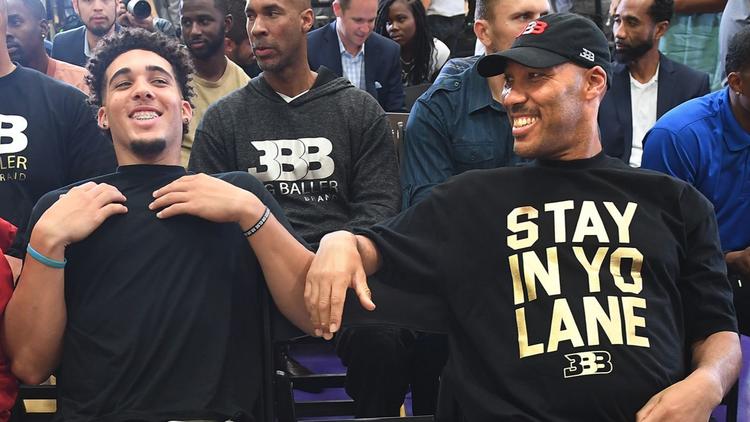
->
<box><xmin>27</xmin><ymin>244</ymin><xmax>67</xmax><ymax>269</ymax></box>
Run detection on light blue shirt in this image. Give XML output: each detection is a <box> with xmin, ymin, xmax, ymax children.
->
<box><xmin>336</xmin><ymin>30</ymin><xmax>366</xmax><ymax>90</ymax></box>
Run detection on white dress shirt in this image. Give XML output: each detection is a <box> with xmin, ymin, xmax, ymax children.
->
<box><xmin>629</xmin><ymin>65</ymin><xmax>659</xmax><ymax>167</ymax></box>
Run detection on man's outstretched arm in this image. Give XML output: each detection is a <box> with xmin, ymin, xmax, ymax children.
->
<box><xmin>2</xmin><ymin>183</ymin><xmax>128</xmax><ymax>384</ymax></box>
<box><xmin>636</xmin><ymin>331</ymin><xmax>741</xmax><ymax>422</ymax></box>
<box><xmin>305</xmin><ymin>231</ymin><xmax>379</xmax><ymax>339</ymax></box>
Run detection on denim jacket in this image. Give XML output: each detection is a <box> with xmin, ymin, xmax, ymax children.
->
<box><xmin>401</xmin><ymin>56</ymin><xmax>517</xmax><ymax>208</ymax></box>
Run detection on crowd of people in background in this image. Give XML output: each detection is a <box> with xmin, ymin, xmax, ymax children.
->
<box><xmin>0</xmin><ymin>0</ymin><xmax>749</xmax><ymax>419</ymax></box>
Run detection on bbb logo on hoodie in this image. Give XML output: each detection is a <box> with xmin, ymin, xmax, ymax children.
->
<box><xmin>249</xmin><ymin>138</ymin><xmax>339</xmax><ymax>202</ymax></box>
<box><xmin>0</xmin><ymin>114</ymin><xmax>29</xmax><ymax>182</ymax></box>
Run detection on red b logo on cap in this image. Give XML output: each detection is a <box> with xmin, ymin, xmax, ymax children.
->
<box><xmin>519</xmin><ymin>20</ymin><xmax>548</xmax><ymax>36</ymax></box>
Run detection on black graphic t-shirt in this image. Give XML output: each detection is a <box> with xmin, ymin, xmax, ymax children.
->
<box><xmin>27</xmin><ymin>167</ymin><xmax>292</xmax><ymax>422</ymax></box>
<box><xmin>356</xmin><ymin>153</ymin><xmax>737</xmax><ymax>421</ymax></box>
<box><xmin>0</xmin><ymin>66</ymin><xmax>115</xmax><ymax>257</ymax></box>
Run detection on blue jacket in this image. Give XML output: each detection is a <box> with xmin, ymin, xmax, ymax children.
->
<box><xmin>51</xmin><ymin>26</ymin><xmax>88</xmax><ymax>67</ymax></box>
<box><xmin>307</xmin><ymin>21</ymin><xmax>405</xmax><ymax>112</ymax></box>
<box><xmin>598</xmin><ymin>53</ymin><xmax>710</xmax><ymax>163</ymax></box>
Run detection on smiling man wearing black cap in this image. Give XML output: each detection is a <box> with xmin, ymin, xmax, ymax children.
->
<box><xmin>304</xmin><ymin>12</ymin><xmax>741</xmax><ymax>422</ymax></box>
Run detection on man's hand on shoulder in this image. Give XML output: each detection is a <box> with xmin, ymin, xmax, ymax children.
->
<box><xmin>306</xmin><ymin>231</ymin><xmax>375</xmax><ymax>340</ymax></box>
<box><xmin>150</xmin><ymin>173</ymin><xmax>265</xmax><ymax>228</ymax></box>
<box><xmin>33</xmin><ymin>182</ymin><xmax>128</xmax><ymax>252</ymax></box>
<box><xmin>636</xmin><ymin>367</ymin><xmax>722</xmax><ymax>422</ymax></box>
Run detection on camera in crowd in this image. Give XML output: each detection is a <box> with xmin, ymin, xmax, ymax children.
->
<box><xmin>124</xmin><ymin>0</ymin><xmax>151</xmax><ymax>20</ymax></box>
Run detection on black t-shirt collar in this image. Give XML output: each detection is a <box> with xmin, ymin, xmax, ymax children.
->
<box><xmin>531</xmin><ymin>151</ymin><xmax>611</xmax><ymax>169</ymax></box>
<box><xmin>0</xmin><ymin>65</ymin><xmax>22</xmax><ymax>87</ymax></box>
<box><xmin>116</xmin><ymin>164</ymin><xmax>187</xmax><ymax>175</ymax></box>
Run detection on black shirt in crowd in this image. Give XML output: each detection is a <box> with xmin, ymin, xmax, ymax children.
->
<box><xmin>0</xmin><ymin>66</ymin><xmax>116</xmax><ymax>257</ymax></box>
<box><xmin>27</xmin><ymin>166</ymin><xmax>293</xmax><ymax>422</ymax></box>
<box><xmin>355</xmin><ymin>153</ymin><xmax>737</xmax><ymax>421</ymax></box>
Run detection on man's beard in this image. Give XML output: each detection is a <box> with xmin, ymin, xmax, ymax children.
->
<box><xmin>88</xmin><ymin>21</ymin><xmax>113</xmax><ymax>37</ymax></box>
<box><xmin>130</xmin><ymin>138</ymin><xmax>167</xmax><ymax>158</ymax></box>
<box><xmin>188</xmin><ymin>27</ymin><xmax>226</xmax><ymax>60</ymax></box>
<box><xmin>614</xmin><ymin>36</ymin><xmax>654</xmax><ymax>64</ymax></box>
<box><xmin>8</xmin><ymin>47</ymin><xmax>26</xmax><ymax>66</ymax></box>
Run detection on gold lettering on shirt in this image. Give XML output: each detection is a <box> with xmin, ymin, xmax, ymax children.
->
<box><xmin>522</xmin><ymin>247</ymin><xmax>560</xmax><ymax>302</ymax></box>
<box><xmin>507</xmin><ymin>206</ymin><xmax>538</xmax><ymax>250</ymax></box>
<box><xmin>0</xmin><ymin>154</ymin><xmax>29</xmax><ymax>182</ymax></box>
<box><xmin>509</xmin><ymin>254</ymin><xmax>525</xmax><ymax>305</ymax></box>
<box><xmin>610</xmin><ymin>247</ymin><xmax>644</xmax><ymax>294</ymax></box>
<box><xmin>547</xmin><ymin>298</ymin><xmax>585</xmax><ymax>352</ymax></box>
<box><xmin>572</xmin><ymin>201</ymin><xmax>609</xmax><ymax>243</ymax></box>
<box><xmin>506</xmin><ymin>200</ymin><xmax>650</xmax><ymax>366</ymax></box>
<box><xmin>573</xmin><ymin>247</ymin><xmax>608</xmax><ymax>293</ymax></box>
<box><xmin>516</xmin><ymin>307</ymin><xmax>544</xmax><ymax>358</ymax></box>
<box><xmin>622</xmin><ymin>297</ymin><xmax>650</xmax><ymax>347</ymax></box>
<box><xmin>583</xmin><ymin>296</ymin><xmax>623</xmax><ymax>346</ymax></box>
<box><xmin>604</xmin><ymin>202</ymin><xmax>637</xmax><ymax>243</ymax></box>
<box><xmin>545</xmin><ymin>200</ymin><xmax>575</xmax><ymax>242</ymax></box>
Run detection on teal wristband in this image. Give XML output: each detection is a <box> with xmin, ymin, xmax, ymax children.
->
<box><xmin>26</xmin><ymin>244</ymin><xmax>67</xmax><ymax>269</ymax></box>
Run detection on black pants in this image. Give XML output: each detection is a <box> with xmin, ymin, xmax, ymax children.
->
<box><xmin>427</xmin><ymin>14</ymin><xmax>465</xmax><ymax>55</ymax></box>
<box><xmin>337</xmin><ymin>326</ymin><xmax>449</xmax><ymax>417</ymax></box>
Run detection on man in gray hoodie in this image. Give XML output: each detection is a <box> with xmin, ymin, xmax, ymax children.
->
<box><xmin>188</xmin><ymin>0</ymin><xmax>407</xmax><ymax>416</ymax></box>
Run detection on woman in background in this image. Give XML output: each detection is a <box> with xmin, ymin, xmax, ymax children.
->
<box><xmin>375</xmin><ymin>0</ymin><xmax>450</xmax><ymax>86</ymax></box>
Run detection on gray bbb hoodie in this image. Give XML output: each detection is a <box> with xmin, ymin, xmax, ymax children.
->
<box><xmin>189</xmin><ymin>66</ymin><xmax>401</xmax><ymax>246</ymax></box>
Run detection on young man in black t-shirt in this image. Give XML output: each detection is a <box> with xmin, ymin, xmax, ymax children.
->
<box><xmin>305</xmin><ymin>13</ymin><xmax>742</xmax><ymax>422</ymax></box>
<box><xmin>3</xmin><ymin>29</ymin><xmax>315</xmax><ymax>421</ymax></box>
<box><xmin>0</xmin><ymin>0</ymin><xmax>116</xmax><ymax>280</ymax></box>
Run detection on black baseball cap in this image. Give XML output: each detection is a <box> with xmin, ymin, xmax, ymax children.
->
<box><xmin>477</xmin><ymin>13</ymin><xmax>611</xmax><ymax>86</ymax></box>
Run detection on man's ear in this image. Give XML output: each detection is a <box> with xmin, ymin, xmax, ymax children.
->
<box><xmin>97</xmin><ymin>106</ymin><xmax>109</xmax><ymax>130</ymax></box>
<box><xmin>301</xmin><ymin>7</ymin><xmax>313</xmax><ymax>32</ymax></box>
<box><xmin>585</xmin><ymin>66</ymin><xmax>608</xmax><ymax>100</ymax></box>
<box><xmin>474</xmin><ymin>19</ymin><xmax>492</xmax><ymax>50</ymax></box>
<box><xmin>224</xmin><ymin>36</ymin><xmax>234</xmax><ymax>54</ymax></box>
<box><xmin>653</xmin><ymin>20</ymin><xmax>669</xmax><ymax>41</ymax></box>
<box><xmin>727</xmin><ymin>71</ymin><xmax>743</xmax><ymax>95</ymax></box>
<box><xmin>225</xmin><ymin>14</ymin><xmax>232</xmax><ymax>35</ymax></box>
<box><xmin>181</xmin><ymin>99</ymin><xmax>193</xmax><ymax>125</ymax></box>
<box><xmin>72</xmin><ymin>0</ymin><xmax>80</xmax><ymax>15</ymax></box>
<box><xmin>332</xmin><ymin>0</ymin><xmax>342</xmax><ymax>18</ymax></box>
<box><xmin>39</xmin><ymin>19</ymin><xmax>50</xmax><ymax>39</ymax></box>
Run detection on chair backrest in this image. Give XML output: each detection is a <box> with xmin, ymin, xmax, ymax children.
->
<box><xmin>385</xmin><ymin>112</ymin><xmax>409</xmax><ymax>164</ymax></box>
<box><xmin>404</xmin><ymin>83</ymin><xmax>432</xmax><ymax>111</ymax></box>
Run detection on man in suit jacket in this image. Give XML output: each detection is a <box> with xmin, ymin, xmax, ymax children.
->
<box><xmin>307</xmin><ymin>0</ymin><xmax>404</xmax><ymax>112</ymax></box>
<box><xmin>598</xmin><ymin>0</ymin><xmax>709</xmax><ymax>166</ymax></box>
<box><xmin>52</xmin><ymin>0</ymin><xmax>174</xmax><ymax>68</ymax></box>
<box><xmin>51</xmin><ymin>0</ymin><xmax>117</xmax><ymax>67</ymax></box>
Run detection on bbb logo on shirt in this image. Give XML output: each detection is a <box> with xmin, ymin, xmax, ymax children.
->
<box><xmin>563</xmin><ymin>351</ymin><xmax>613</xmax><ymax>378</ymax></box>
<box><xmin>0</xmin><ymin>114</ymin><xmax>29</xmax><ymax>154</ymax></box>
<box><xmin>249</xmin><ymin>138</ymin><xmax>334</xmax><ymax>182</ymax></box>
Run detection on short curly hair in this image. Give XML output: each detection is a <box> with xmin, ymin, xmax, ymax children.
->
<box><xmin>86</xmin><ymin>28</ymin><xmax>195</xmax><ymax>134</ymax></box>
<box><xmin>726</xmin><ymin>26</ymin><xmax>750</xmax><ymax>76</ymax></box>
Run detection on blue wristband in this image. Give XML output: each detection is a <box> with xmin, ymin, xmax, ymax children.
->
<box><xmin>26</xmin><ymin>244</ymin><xmax>67</xmax><ymax>269</ymax></box>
